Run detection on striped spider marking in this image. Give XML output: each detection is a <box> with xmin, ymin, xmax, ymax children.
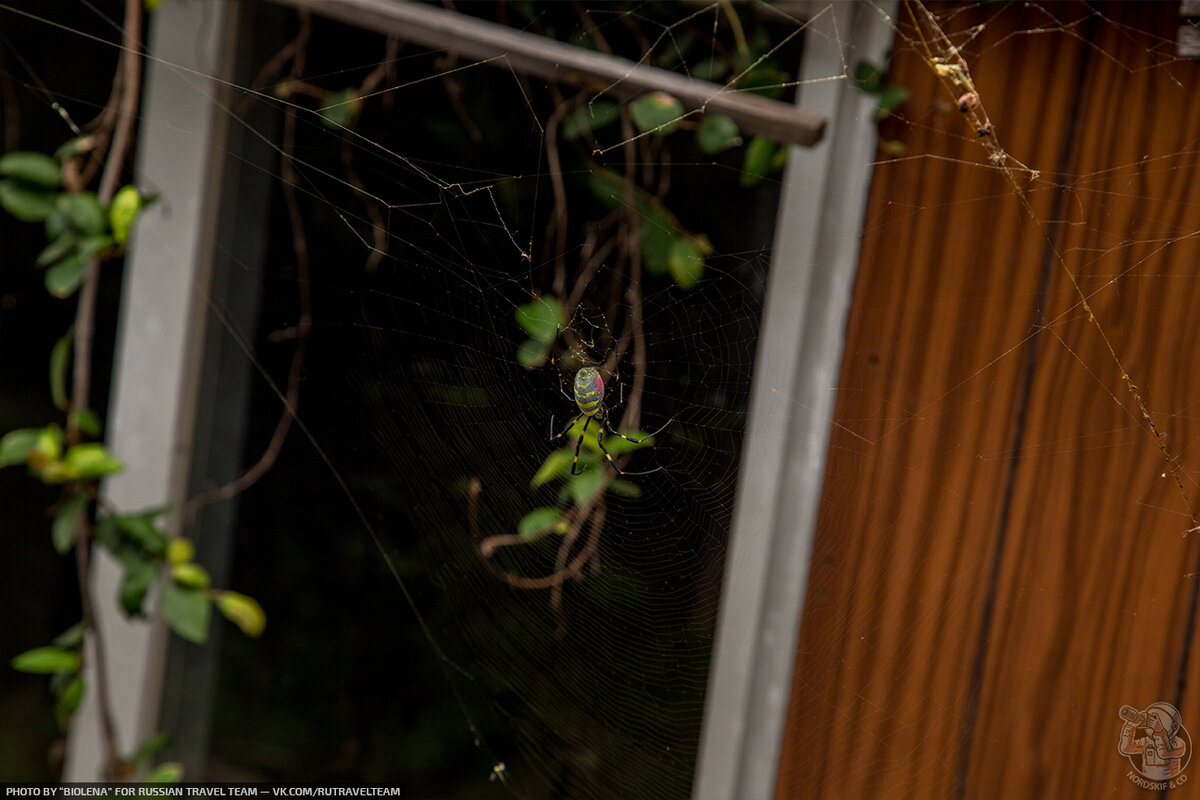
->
<box><xmin>551</xmin><ymin>366</ymin><xmax>668</xmax><ymax>476</ymax></box>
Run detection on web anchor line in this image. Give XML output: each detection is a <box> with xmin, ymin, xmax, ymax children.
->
<box><xmin>903</xmin><ymin>0</ymin><xmax>1200</xmax><ymax>534</ymax></box>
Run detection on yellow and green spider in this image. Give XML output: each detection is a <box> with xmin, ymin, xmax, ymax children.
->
<box><xmin>552</xmin><ymin>366</ymin><xmax>668</xmax><ymax>476</ymax></box>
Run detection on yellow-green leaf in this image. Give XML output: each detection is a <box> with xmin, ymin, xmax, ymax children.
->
<box><xmin>63</xmin><ymin>442</ymin><xmax>123</xmax><ymax>479</ymax></box>
<box><xmin>215</xmin><ymin>591</ymin><xmax>266</xmax><ymax>638</ymax></box>
<box><xmin>166</xmin><ymin>537</ymin><xmax>194</xmax><ymax>565</ymax></box>
<box><xmin>110</xmin><ymin>185</ymin><xmax>142</xmax><ymax>244</ymax></box>
<box><xmin>171</xmin><ymin>562</ymin><xmax>210</xmax><ymax>589</ymax></box>
<box><xmin>11</xmin><ymin>646</ymin><xmax>80</xmax><ymax>674</ymax></box>
<box><xmin>517</xmin><ymin>507</ymin><xmax>562</xmax><ymax>540</ymax></box>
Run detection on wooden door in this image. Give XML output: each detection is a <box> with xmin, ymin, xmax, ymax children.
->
<box><xmin>776</xmin><ymin>3</ymin><xmax>1200</xmax><ymax>797</ymax></box>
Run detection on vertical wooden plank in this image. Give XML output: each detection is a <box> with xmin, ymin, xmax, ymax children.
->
<box><xmin>775</xmin><ymin>3</ymin><xmax>1200</xmax><ymax>798</ymax></box>
<box><xmin>966</xmin><ymin>3</ymin><xmax>1200</xmax><ymax>796</ymax></box>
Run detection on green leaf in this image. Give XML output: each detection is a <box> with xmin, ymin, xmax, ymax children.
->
<box><xmin>36</xmin><ymin>232</ymin><xmax>79</xmax><ymax>267</ymax></box>
<box><xmin>115</xmin><ymin>512</ymin><xmax>168</xmax><ymax>555</ymax></box>
<box><xmin>638</xmin><ymin>204</ymin><xmax>676</xmax><ymax>275</ymax></box>
<box><xmin>129</xmin><ymin>732</ymin><xmax>172</xmax><ymax>767</ymax></box>
<box><xmin>515</xmin><ymin>297</ymin><xmax>565</xmax><ymax>342</ymax></box>
<box><xmin>737</xmin><ymin>64</ymin><xmax>787</xmax><ymax>100</ymax></box>
<box><xmin>876</xmin><ymin>85</ymin><xmax>910</xmax><ymax>116</ymax></box>
<box><xmin>567</xmin><ymin>465</ymin><xmax>606</xmax><ymax>505</ymax></box>
<box><xmin>109</xmin><ymin>185</ymin><xmax>141</xmax><ymax>244</ymax></box>
<box><xmin>144</xmin><ymin>762</ymin><xmax>184</xmax><ymax>783</ymax></box>
<box><xmin>166</xmin><ymin>537</ymin><xmax>194</xmax><ymax>566</ymax></box>
<box><xmin>52</xmin><ymin>492</ymin><xmax>88</xmax><ymax>555</ymax></box>
<box><xmin>531</xmin><ymin>449</ymin><xmax>573</xmax><ymax>488</ymax></box>
<box><xmin>69</xmin><ymin>408</ymin><xmax>102</xmax><ymax>437</ymax></box>
<box><xmin>854</xmin><ymin>61</ymin><xmax>884</xmax><ymax>93</ymax></box>
<box><xmin>318</xmin><ymin>88</ymin><xmax>363</xmax><ymax>129</ymax></box>
<box><xmin>0</xmin><ymin>152</ymin><xmax>61</xmax><ymax>187</ymax></box>
<box><xmin>668</xmin><ymin>237</ymin><xmax>705</xmax><ymax>289</ymax></box>
<box><xmin>696</xmin><ymin>115</ymin><xmax>741</xmax><ymax>155</ymax></box>
<box><xmin>517</xmin><ymin>507</ymin><xmax>562</xmax><ymax>541</ymax></box>
<box><xmin>171</xmin><ymin>562</ymin><xmax>210</xmax><ymax>589</ymax></box>
<box><xmin>161</xmin><ymin>582</ymin><xmax>210</xmax><ymax>644</ymax></box>
<box><xmin>769</xmin><ymin>145</ymin><xmax>789</xmax><ymax>172</ymax></box>
<box><xmin>44</xmin><ymin>250</ymin><xmax>89</xmax><ymax>298</ymax></box>
<box><xmin>56</xmin><ymin>192</ymin><xmax>107</xmax><ymax>236</ymax></box>
<box><xmin>53</xmin><ymin>623</ymin><xmax>85</xmax><ymax>649</ymax></box>
<box><xmin>50</xmin><ymin>327</ymin><xmax>73</xmax><ymax>411</ymax></box>
<box><xmin>690</xmin><ymin>56</ymin><xmax>729</xmax><ymax>82</ymax></box>
<box><xmin>740</xmin><ymin>136</ymin><xmax>776</xmax><ymax>188</ymax></box>
<box><xmin>57</xmin><ymin>675</ymin><xmax>85</xmax><ymax>717</ymax></box>
<box><xmin>562</xmin><ymin>100</ymin><xmax>621</xmax><ymax>141</ymax></box>
<box><xmin>119</xmin><ymin>557</ymin><xmax>157</xmax><ymax>617</ymax></box>
<box><xmin>11</xmin><ymin>646</ymin><xmax>80</xmax><ymax>674</ymax></box>
<box><xmin>214</xmin><ymin>591</ymin><xmax>266</xmax><ymax>638</ymax></box>
<box><xmin>630</xmin><ymin>92</ymin><xmax>684</xmax><ymax>135</ymax></box>
<box><xmin>0</xmin><ymin>428</ymin><xmax>41</xmax><ymax>466</ymax></box>
<box><xmin>93</xmin><ymin>516</ymin><xmax>121</xmax><ymax>552</ymax></box>
<box><xmin>64</xmin><ymin>443</ymin><xmax>123</xmax><ymax>479</ymax></box>
<box><xmin>0</xmin><ymin>179</ymin><xmax>56</xmax><ymax>221</ymax></box>
<box><xmin>516</xmin><ymin>337</ymin><xmax>550</xmax><ymax>370</ymax></box>
<box><xmin>608</xmin><ymin>479</ymin><xmax>642</xmax><ymax>498</ymax></box>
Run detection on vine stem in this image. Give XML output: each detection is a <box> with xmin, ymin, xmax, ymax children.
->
<box><xmin>69</xmin><ymin>0</ymin><xmax>143</xmax><ymax>779</ymax></box>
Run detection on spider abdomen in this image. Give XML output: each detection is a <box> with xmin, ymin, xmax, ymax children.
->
<box><xmin>574</xmin><ymin>367</ymin><xmax>604</xmax><ymax>417</ymax></box>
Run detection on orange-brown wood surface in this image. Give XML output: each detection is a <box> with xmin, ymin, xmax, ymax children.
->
<box><xmin>776</xmin><ymin>4</ymin><xmax>1200</xmax><ymax>798</ymax></box>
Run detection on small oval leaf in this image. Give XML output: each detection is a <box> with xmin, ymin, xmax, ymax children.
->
<box><xmin>109</xmin><ymin>185</ymin><xmax>142</xmax><ymax>244</ymax></box>
<box><xmin>52</xmin><ymin>492</ymin><xmax>88</xmax><ymax>555</ymax></box>
<box><xmin>0</xmin><ymin>179</ymin><xmax>56</xmax><ymax>221</ymax></box>
<box><xmin>64</xmin><ymin>443</ymin><xmax>123</xmax><ymax>479</ymax></box>
<box><xmin>562</xmin><ymin>100</ymin><xmax>620</xmax><ymax>141</ymax></box>
<box><xmin>515</xmin><ymin>297</ymin><xmax>565</xmax><ymax>342</ymax></box>
<box><xmin>696</xmin><ymin>115</ymin><xmax>741</xmax><ymax>155</ymax></box>
<box><xmin>161</xmin><ymin>583</ymin><xmax>210</xmax><ymax>644</ymax></box>
<box><xmin>518</xmin><ymin>507</ymin><xmax>562</xmax><ymax>540</ymax></box>
<box><xmin>215</xmin><ymin>591</ymin><xmax>266</xmax><ymax>638</ymax></box>
<box><xmin>11</xmin><ymin>646</ymin><xmax>80</xmax><ymax>675</ymax></box>
<box><xmin>171</xmin><ymin>562</ymin><xmax>211</xmax><ymax>589</ymax></box>
<box><xmin>0</xmin><ymin>428</ymin><xmax>42</xmax><ymax>467</ymax></box>
<box><xmin>0</xmin><ymin>152</ymin><xmax>62</xmax><ymax>187</ymax></box>
<box><xmin>630</xmin><ymin>92</ymin><xmax>684</xmax><ymax>135</ymax></box>
<box><xmin>516</xmin><ymin>337</ymin><xmax>550</xmax><ymax>370</ymax></box>
<box><xmin>44</xmin><ymin>251</ymin><xmax>89</xmax><ymax>298</ymax></box>
<box><xmin>57</xmin><ymin>192</ymin><xmax>107</xmax><ymax>236</ymax></box>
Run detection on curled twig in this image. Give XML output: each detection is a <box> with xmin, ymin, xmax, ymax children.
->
<box><xmin>469</xmin><ymin>476</ymin><xmax>611</xmax><ymax>592</ymax></box>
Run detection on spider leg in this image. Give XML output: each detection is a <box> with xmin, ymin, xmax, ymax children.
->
<box><xmin>570</xmin><ymin>416</ymin><xmax>592</xmax><ymax>475</ymax></box>
<box><xmin>596</xmin><ymin>421</ymin><xmax>664</xmax><ymax>476</ymax></box>
<box><xmin>552</xmin><ymin>411</ymin><xmax>584</xmax><ymax>441</ymax></box>
<box><xmin>602</xmin><ymin>414</ymin><xmax>673</xmax><ymax>445</ymax></box>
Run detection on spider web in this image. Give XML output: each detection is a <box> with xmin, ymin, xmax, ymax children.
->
<box><xmin>3</xmin><ymin>1</ymin><xmax>1200</xmax><ymax>798</ymax></box>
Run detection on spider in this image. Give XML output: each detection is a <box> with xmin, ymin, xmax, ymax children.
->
<box><xmin>551</xmin><ymin>366</ymin><xmax>667</xmax><ymax>476</ymax></box>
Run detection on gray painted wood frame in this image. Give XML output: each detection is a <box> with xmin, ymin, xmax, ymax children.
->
<box><xmin>692</xmin><ymin>3</ymin><xmax>898</xmax><ymax>799</ymax></box>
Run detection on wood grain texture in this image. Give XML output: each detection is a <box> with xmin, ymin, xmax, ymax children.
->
<box><xmin>776</xmin><ymin>4</ymin><xmax>1200</xmax><ymax>798</ymax></box>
